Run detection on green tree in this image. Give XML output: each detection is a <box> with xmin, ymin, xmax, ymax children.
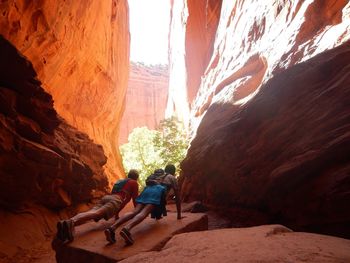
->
<box><xmin>120</xmin><ymin>127</ymin><xmax>163</xmax><ymax>186</ymax></box>
<box><xmin>120</xmin><ymin>117</ymin><xmax>188</xmax><ymax>187</ymax></box>
<box><xmin>154</xmin><ymin>116</ymin><xmax>188</xmax><ymax>173</ymax></box>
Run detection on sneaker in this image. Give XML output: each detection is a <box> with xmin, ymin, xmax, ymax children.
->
<box><xmin>56</xmin><ymin>221</ymin><xmax>66</xmax><ymax>241</ymax></box>
<box><xmin>63</xmin><ymin>219</ymin><xmax>74</xmax><ymax>242</ymax></box>
<box><xmin>120</xmin><ymin>227</ymin><xmax>134</xmax><ymax>245</ymax></box>
<box><xmin>104</xmin><ymin>227</ymin><xmax>116</xmax><ymax>244</ymax></box>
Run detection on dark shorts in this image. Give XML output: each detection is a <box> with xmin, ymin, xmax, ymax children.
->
<box><xmin>92</xmin><ymin>195</ymin><xmax>123</xmax><ymax>220</ymax></box>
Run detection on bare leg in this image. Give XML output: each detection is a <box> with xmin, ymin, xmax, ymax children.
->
<box><xmin>123</xmin><ymin>204</ymin><xmax>155</xmax><ymax>232</ymax></box>
<box><xmin>109</xmin><ymin>204</ymin><xmax>145</xmax><ymax>231</ymax></box>
<box><xmin>70</xmin><ymin>208</ymin><xmax>105</xmax><ymax>226</ymax></box>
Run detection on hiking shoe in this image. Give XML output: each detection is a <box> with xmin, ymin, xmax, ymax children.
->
<box><xmin>120</xmin><ymin>227</ymin><xmax>134</xmax><ymax>245</ymax></box>
<box><xmin>56</xmin><ymin>221</ymin><xmax>66</xmax><ymax>241</ymax></box>
<box><xmin>63</xmin><ymin>219</ymin><xmax>74</xmax><ymax>242</ymax></box>
<box><xmin>104</xmin><ymin>227</ymin><xmax>116</xmax><ymax>244</ymax></box>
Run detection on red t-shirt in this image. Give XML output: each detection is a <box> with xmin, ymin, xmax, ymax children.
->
<box><xmin>116</xmin><ymin>179</ymin><xmax>139</xmax><ymax>209</ymax></box>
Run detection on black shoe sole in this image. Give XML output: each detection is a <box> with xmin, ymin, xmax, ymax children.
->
<box><xmin>63</xmin><ymin>220</ymin><xmax>74</xmax><ymax>242</ymax></box>
<box><xmin>56</xmin><ymin>221</ymin><xmax>65</xmax><ymax>241</ymax></box>
<box><xmin>120</xmin><ymin>228</ymin><xmax>134</xmax><ymax>245</ymax></box>
<box><xmin>104</xmin><ymin>228</ymin><xmax>116</xmax><ymax>244</ymax></box>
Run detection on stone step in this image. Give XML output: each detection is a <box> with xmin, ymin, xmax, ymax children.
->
<box><xmin>53</xmin><ymin>212</ymin><xmax>208</xmax><ymax>263</ymax></box>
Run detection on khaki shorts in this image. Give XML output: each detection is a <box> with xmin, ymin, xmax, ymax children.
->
<box><xmin>92</xmin><ymin>195</ymin><xmax>123</xmax><ymax>220</ymax></box>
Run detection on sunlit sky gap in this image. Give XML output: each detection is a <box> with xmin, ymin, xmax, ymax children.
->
<box><xmin>128</xmin><ymin>0</ymin><xmax>170</xmax><ymax>65</ymax></box>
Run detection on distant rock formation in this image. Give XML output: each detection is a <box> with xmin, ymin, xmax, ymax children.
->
<box><xmin>169</xmin><ymin>1</ymin><xmax>350</xmax><ymax>237</ymax></box>
<box><xmin>0</xmin><ymin>35</ymin><xmax>108</xmax><ymax>209</ymax></box>
<box><xmin>119</xmin><ymin>62</ymin><xmax>168</xmax><ymax>145</ymax></box>
<box><xmin>0</xmin><ymin>0</ymin><xmax>130</xmax><ymax>181</ymax></box>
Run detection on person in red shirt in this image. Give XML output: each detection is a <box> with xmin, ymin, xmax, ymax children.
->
<box><xmin>56</xmin><ymin>169</ymin><xmax>139</xmax><ymax>242</ymax></box>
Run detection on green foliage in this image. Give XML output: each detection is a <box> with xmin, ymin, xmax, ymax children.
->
<box><xmin>120</xmin><ymin>117</ymin><xmax>188</xmax><ymax>187</ymax></box>
<box><xmin>154</xmin><ymin>116</ymin><xmax>188</xmax><ymax>173</ymax></box>
<box><xmin>120</xmin><ymin>127</ymin><xmax>163</xmax><ymax>186</ymax></box>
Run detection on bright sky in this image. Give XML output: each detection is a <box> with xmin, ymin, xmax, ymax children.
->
<box><xmin>128</xmin><ymin>0</ymin><xmax>170</xmax><ymax>65</ymax></box>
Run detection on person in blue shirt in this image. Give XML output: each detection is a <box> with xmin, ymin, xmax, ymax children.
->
<box><xmin>104</xmin><ymin>166</ymin><xmax>182</xmax><ymax>245</ymax></box>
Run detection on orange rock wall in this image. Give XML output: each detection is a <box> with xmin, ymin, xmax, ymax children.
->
<box><xmin>119</xmin><ymin>63</ymin><xmax>169</xmax><ymax>145</ymax></box>
<box><xmin>185</xmin><ymin>0</ymin><xmax>222</xmax><ymax>103</ymax></box>
<box><xmin>0</xmin><ymin>36</ymin><xmax>108</xmax><ymax>208</ymax></box>
<box><xmin>169</xmin><ymin>1</ymin><xmax>350</xmax><ymax>237</ymax></box>
<box><xmin>169</xmin><ymin>0</ymin><xmax>350</xmax><ymax>132</ymax></box>
<box><xmin>167</xmin><ymin>0</ymin><xmax>222</xmax><ymax>128</ymax></box>
<box><xmin>0</xmin><ymin>0</ymin><xmax>130</xmax><ymax>181</ymax></box>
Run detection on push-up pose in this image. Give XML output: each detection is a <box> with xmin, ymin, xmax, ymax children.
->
<box><xmin>56</xmin><ymin>169</ymin><xmax>139</xmax><ymax>242</ymax></box>
<box><xmin>104</xmin><ymin>164</ymin><xmax>181</xmax><ymax>245</ymax></box>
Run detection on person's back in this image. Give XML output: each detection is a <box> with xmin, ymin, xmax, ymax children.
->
<box><xmin>114</xmin><ymin>177</ymin><xmax>139</xmax><ymax>211</ymax></box>
<box><xmin>146</xmin><ymin>165</ymin><xmax>181</xmax><ymax>219</ymax></box>
<box><xmin>162</xmin><ymin>164</ymin><xmax>179</xmax><ymax>196</ymax></box>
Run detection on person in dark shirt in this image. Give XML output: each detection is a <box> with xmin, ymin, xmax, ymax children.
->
<box><xmin>56</xmin><ymin>169</ymin><xmax>139</xmax><ymax>242</ymax></box>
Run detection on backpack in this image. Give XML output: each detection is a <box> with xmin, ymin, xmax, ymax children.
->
<box><xmin>111</xmin><ymin>178</ymin><xmax>130</xmax><ymax>194</ymax></box>
<box><xmin>145</xmin><ymin>169</ymin><xmax>167</xmax><ymax>186</ymax></box>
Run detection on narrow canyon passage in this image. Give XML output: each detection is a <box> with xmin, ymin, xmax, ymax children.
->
<box><xmin>1</xmin><ymin>0</ymin><xmax>350</xmax><ymax>262</ymax></box>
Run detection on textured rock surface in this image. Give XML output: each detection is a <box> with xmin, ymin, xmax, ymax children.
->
<box><xmin>0</xmin><ymin>35</ymin><xmax>111</xmax><ymax>263</ymax></box>
<box><xmin>0</xmin><ymin>0</ymin><xmax>130</xmax><ymax>181</ymax></box>
<box><xmin>168</xmin><ymin>1</ymin><xmax>350</xmax><ymax>237</ymax></box>
<box><xmin>0</xmin><ymin>36</ymin><xmax>108</xmax><ymax>208</ymax></box>
<box><xmin>185</xmin><ymin>0</ymin><xmax>222</xmax><ymax>103</ymax></box>
<box><xmin>0</xmin><ymin>203</ymin><xmax>89</xmax><ymax>263</ymax></box>
<box><xmin>120</xmin><ymin>224</ymin><xmax>350</xmax><ymax>263</ymax></box>
<box><xmin>169</xmin><ymin>1</ymin><xmax>350</xmax><ymax>130</ymax></box>
<box><xmin>167</xmin><ymin>0</ymin><xmax>222</xmax><ymax>126</ymax></box>
<box><xmin>53</xmin><ymin>212</ymin><xmax>208</xmax><ymax>263</ymax></box>
<box><xmin>181</xmin><ymin>41</ymin><xmax>350</xmax><ymax>237</ymax></box>
<box><xmin>119</xmin><ymin>63</ymin><xmax>168</xmax><ymax>144</ymax></box>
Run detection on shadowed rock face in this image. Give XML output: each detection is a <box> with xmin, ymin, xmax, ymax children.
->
<box><xmin>0</xmin><ymin>36</ymin><xmax>108</xmax><ymax>209</ymax></box>
<box><xmin>168</xmin><ymin>1</ymin><xmax>350</xmax><ymax>238</ymax></box>
<box><xmin>181</xmin><ymin>41</ymin><xmax>350</xmax><ymax>238</ymax></box>
<box><xmin>119</xmin><ymin>63</ymin><xmax>169</xmax><ymax>144</ymax></box>
<box><xmin>0</xmin><ymin>0</ymin><xmax>130</xmax><ymax>181</ymax></box>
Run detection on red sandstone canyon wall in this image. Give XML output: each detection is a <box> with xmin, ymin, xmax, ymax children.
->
<box><xmin>119</xmin><ymin>62</ymin><xmax>169</xmax><ymax>145</ymax></box>
<box><xmin>167</xmin><ymin>0</ymin><xmax>222</xmax><ymax>127</ymax></box>
<box><xmin>0</xmin><ymin>0</ymin><xmax>130</xmax><ymax>181</ymax></box>
<box><xmin>0</xmin><ymin>36</ymin><xmax>108</xmax><ymax>209</ymax></box>
<box><xmin>169</xmin><ymin>1</ymin><xmax>350</xmax><ymax>237</ymax></box>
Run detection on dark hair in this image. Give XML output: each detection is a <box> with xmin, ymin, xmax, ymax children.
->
<box><xmin>164</xmin><ymin>164</ymin><xmax>176</xmax><ymax>175</ymax></box>
<box><xmin>154</xmin><ymin>169</ymin><xmax>165</xmax><ymax>176</ymax></box>
<box><xmin>127</xmin><ymin>169</ymin><xmax>139</xmax><ymax>180</ymax></box>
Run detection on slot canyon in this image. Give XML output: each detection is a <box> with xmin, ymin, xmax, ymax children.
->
<box><xmin>0</xmin><ymin>0</ymin><xmax>350</xmax><ymax>262</ymax></box>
